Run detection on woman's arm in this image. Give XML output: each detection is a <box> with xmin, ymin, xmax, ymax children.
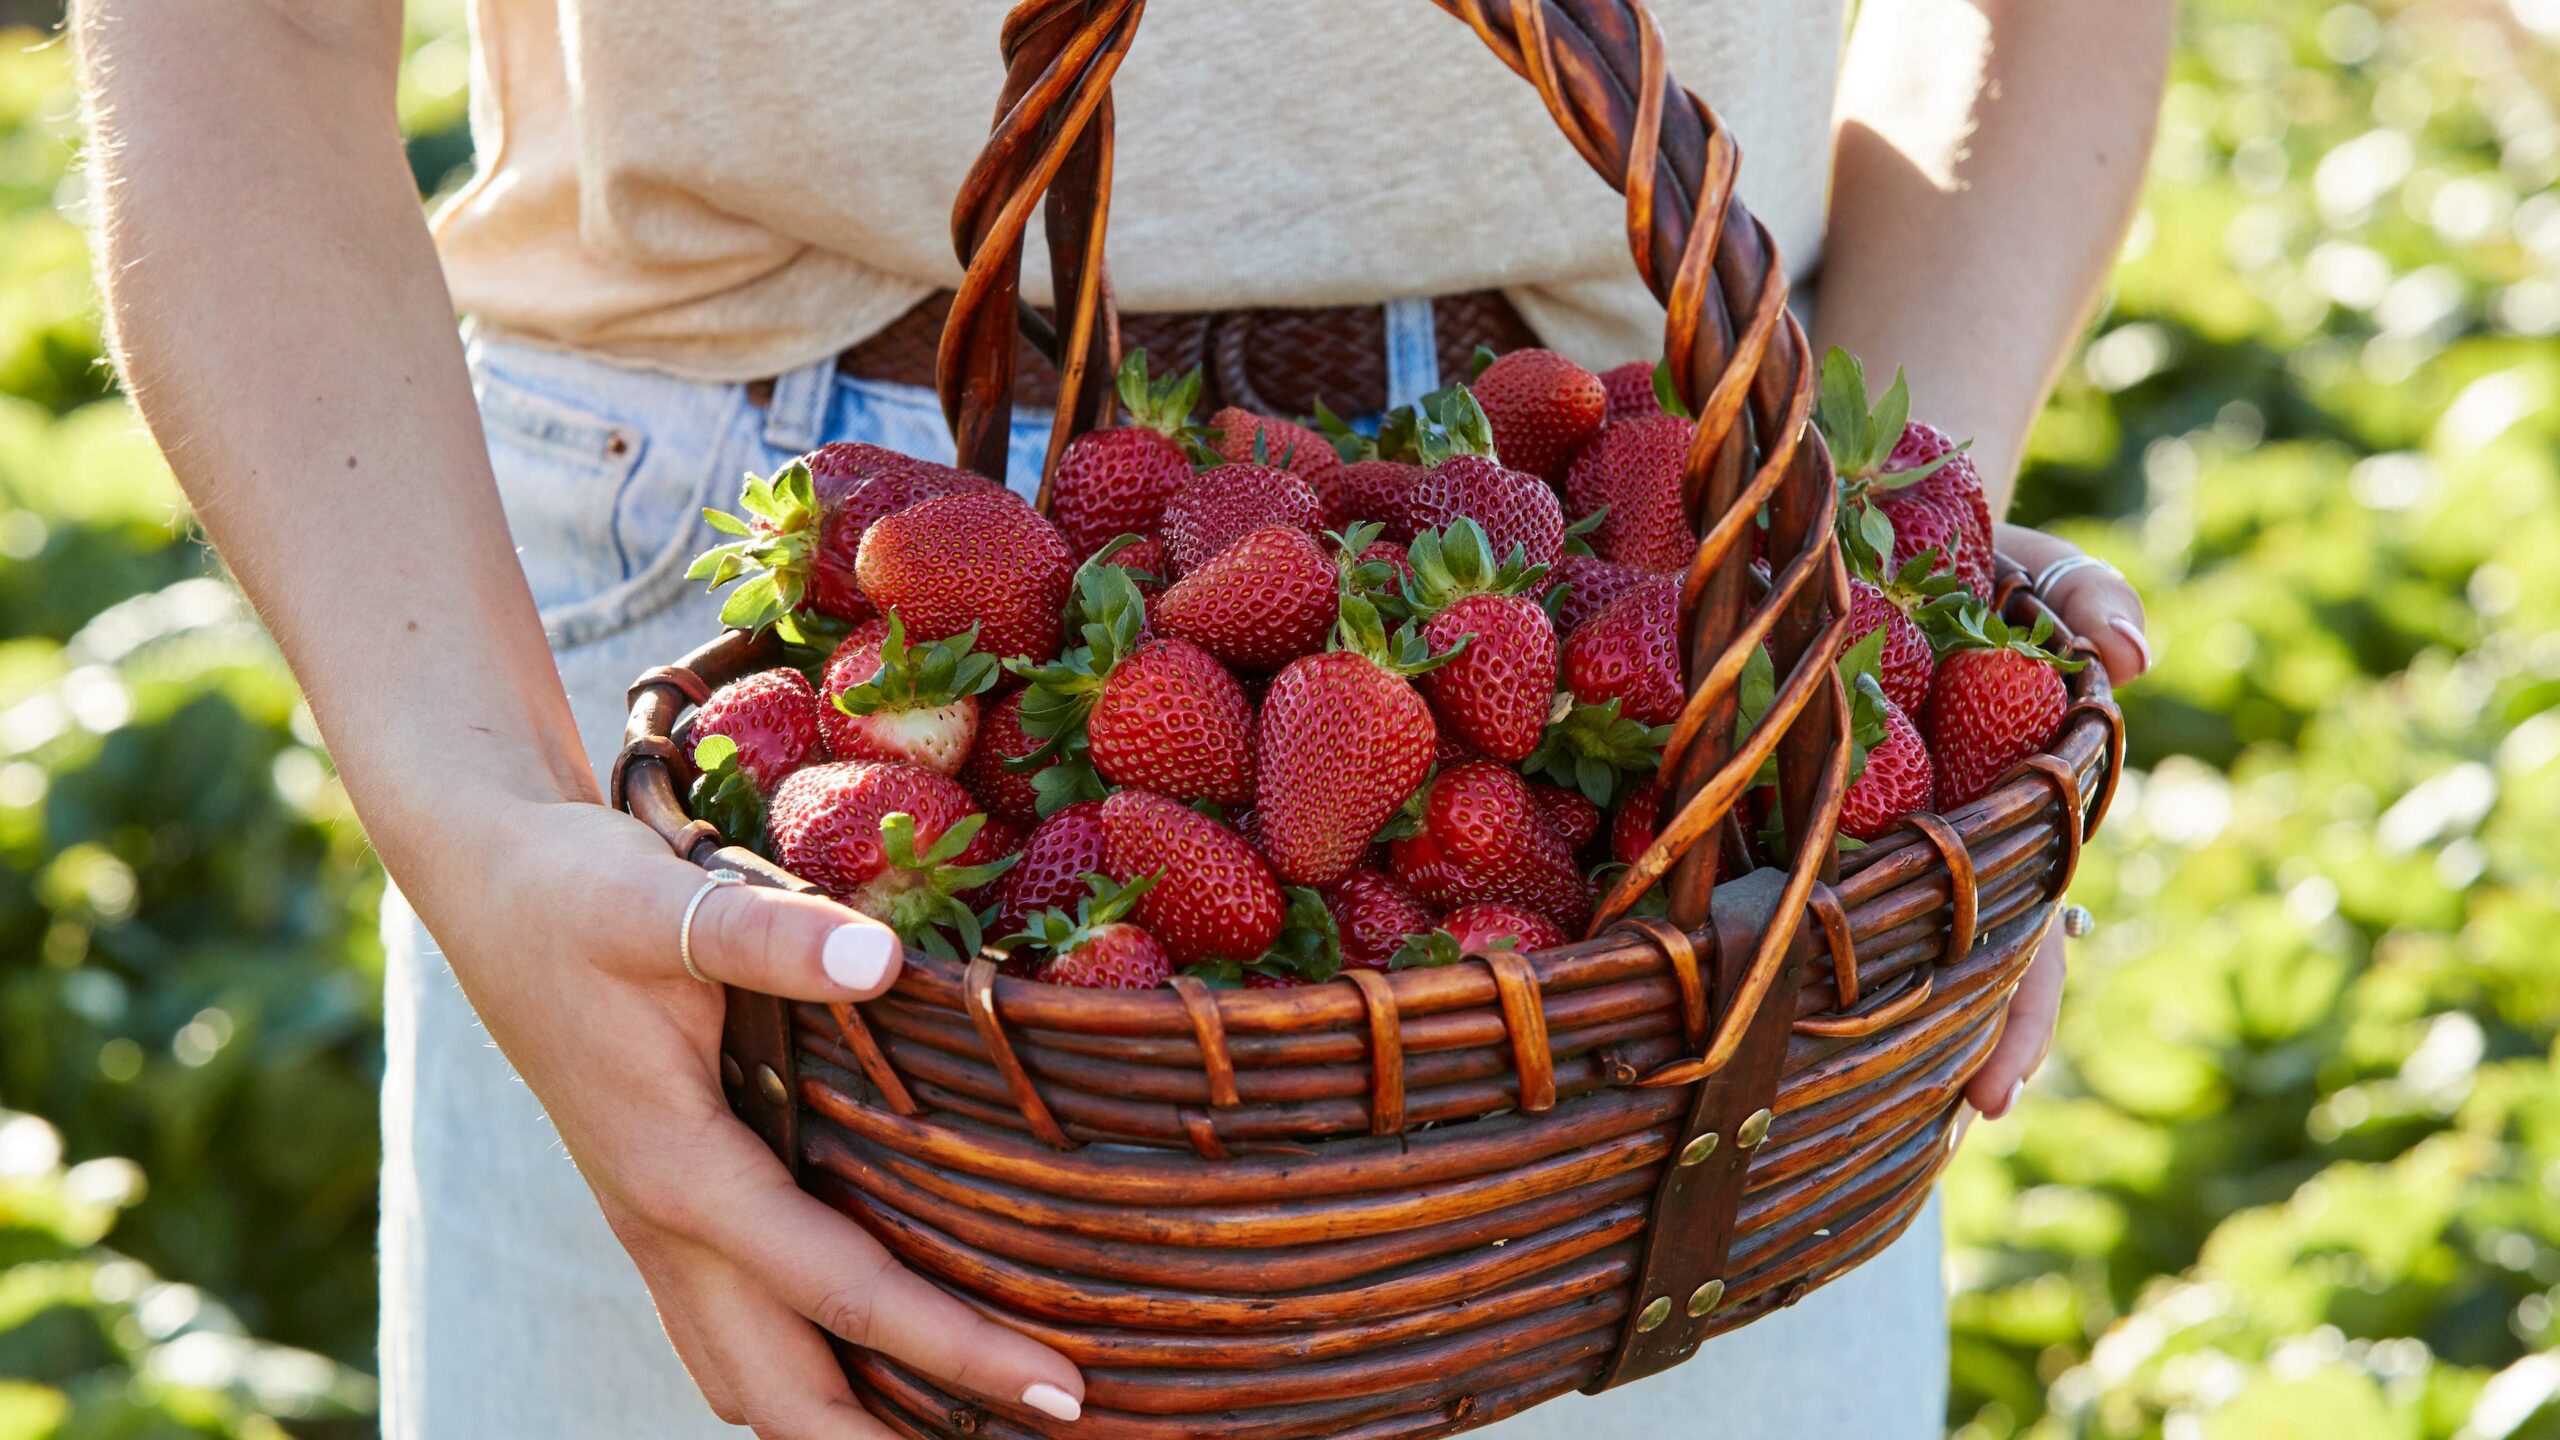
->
<box><xmin>73</xmin><ymin>3</ymin><xmax>1082</xmax><ymax>1434</ymax></box>
<box><xmin>1814</xmin><ymin>0</ymin><xmax>2172</xmax><ymax>1116</ymax></box>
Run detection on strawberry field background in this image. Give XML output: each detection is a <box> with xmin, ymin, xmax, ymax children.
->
<box><xmin>0</xmin><ymin>1</ymin><xmax>2555</xmax><ymax>1435</ymax></box>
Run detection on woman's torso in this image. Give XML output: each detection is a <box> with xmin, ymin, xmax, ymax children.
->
<box><xmin>433</xmin><ymin>0</ymin><xmax>1848</xmax><ymax>380</ymax></box>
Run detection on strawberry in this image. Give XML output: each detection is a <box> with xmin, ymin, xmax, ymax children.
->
<box><xmin>1600</xmin><ymin>361</ymin><xmax>1664</xmax><ymax>423</ymax></box>
<box><xmin>1549</xmin><ymin>554</ymin><xmax>1665</xmax><ymax>635</ymax></box>
<box><xmin>855</xmin><ymin>489</ymin><xmax>1073</xmax><ymax>662</ymax></box>
<box><xmin>1324</xmin><ymin>868</ymin><xmax>1439</xmax><ymax>971</ymax></box>
<box><xmin>1469</xmin><ymin>347</ymin><xmax>1606</xmax><ymax>482</ymax></box>
<box><xmin>1609</xmin><ymin>775</ymin><xmax>1661</xmax><ymax>865</ymax></box>
<box><xmin>767</xmin><ymin>760</ymin><xmax>1017</xmax><ymax>958</ymax></box>
<box><xmin>1048</xmin><ymin>351</ymin><xmax>1204</xmax><ymax>559</ymax></box>
<box><xmin>1002</xmin><ymin>874</ymin><xmax>1173</xmax><ymax>990</ymax></box>
<box><xmin>1561</xmin><ymin>582</ymin><xmax>1684</xmax><ymax>726</ymax></box>
<box><xmin>690</xmin><ymin>449</ymin><xmax>993</xmax><ymax>629</ymax></box>
<box><xmin>961</xmin><ymin>690</ymin><xmax>1043</xmax><ymax>826</ymax></box>
<box><xmin>1328</xmin><ymin>460</ymin><xmax>1428</xmax><ymax>540</ymax></box>
<box><xmin>1114</xmin><ymin>534</ymin><xmax>1173</xmax><ymax>594</ymax></box>
<box><xmin>1565</xmin><ymin>412</ymin><xmax>1697</xmax><ymax>574</ymax></box>
<box><xmin>1400</xmin><ymin>519</ymin><xmax>1557</xmax><ymax>763</ymax></box>
<box><xmin>1390</xmin><ymin>761</ymin><xmax>1592</xmax><ymax>933</ymax></box>
<box><xmin>1921</xmin><ymin>603</ymin><xmax>2082</xmax><ymax>807</ymax></box>
<box><xmin>1013</xmin><ymin>563</ymin><xmax>1257</xmax><ymax>805</ymax></box>
<box><xmin>1841</xmin><ymin>697</ymin><xmax>1935</xmax><ymax>840</ymax></box>
<box><xmin>1846</xmin><ymin>553</ymin><xmax>1967</xmax><ymax>715</ymax></box>
<box><xmin>1815</xmin><ymin>349</ymin><xmax>1996</xmax><ymax>601</ymax></box>
<box><xmin>1360</xmin><ymin>538</ymin><xmax>1415</xmax><ymax>591</ymax></box>
<box><xmin>1529</xmin><ymin>782</ymin><xmax>1602</xmax><ymax>852</ymax></box>
<box><xmin>1206</xmin><ymin>407</ymin><xmax>1340</xmax><ymax>481</ymax></box>
<box><xmin>1152</xmin><ymin>523</ymin><xmax>1341</xmax><ymax>671</ymax></box>
<box><xmin>1161</xmin><ymin>462</ymin><xmax>1322</xmax><ymax>576</ymax></box>
<box><xmin>684</xmin><ymin>667</ymin><xmax>826</xmax><ymax>851</ymax></box>
<box><xmin>1406</xmin><ymin>455</ymin><xmax>1566</xmax><ymax>572</ymax></box>
<box><xmin>1099</xmin><ymin>789</ymin><xmax>1286</xmax><ymax>965</ymax></box>
<box><xmin>818</xmin><ymin>612</ymin><xmax>999</xmax><ymax>776</ymax></box>
<box><xmin>991</xmin><ymin>800</ymin><xmax>1111</xmax><ymax>936</ymax></box>
<box><xmin>1392</xmin><ymin>901</ymin><xmax>1569</xmax><ymax>967</ymax></box>
<box><xmin>1254</xmin><ymin>594</ymin><xmax>1451</xmax><ymax>887</ymax></box>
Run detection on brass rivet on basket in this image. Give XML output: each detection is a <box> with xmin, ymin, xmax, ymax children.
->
<box><xmin>2062</xmin><ymin>903</ymin><xmax>2096</xmax><ymax>939</ymax></box>
<box><xmin>1687</xmin><ymin>1278</ymin><xmax>1725</xmax><ymax>1317</ymax></box>
<box><xmin>755</xmin><ymin>1064</ymin><xmax>787</xmax><ymax>1106</ymax></box>
<box><xmin>1678</xmin><ymin>1132</ymin><xmax>1720</xmax><ymax>1166</ymax></box>
<box><xmin>720</xmin><ymin>1052</ymin><xmax>744</xmax><ymax>1091</ymax></box>
<box><xmin>1635</xmin><ymin>1296</ymin><xmax>1673</xmax><ymax>1332</ymax></box>
<box><xmin>1737</xmin><ymin>1107</ymin><xmax>1773</xmax><ymax>1148</ymax></box>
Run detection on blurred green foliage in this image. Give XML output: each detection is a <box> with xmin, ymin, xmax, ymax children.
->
<box><xmin>0</xmin><ymin>1</ymin><xmax>2554</xmax><ymax>1437</ymax></box>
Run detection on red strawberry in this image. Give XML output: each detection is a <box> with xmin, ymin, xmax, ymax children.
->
<box><xmin>1530</xmin><ymin>783</ymin><xmax>1602</xmax><ymax>852</ymax></box>
<box><xmin>1324</xmin><ymin>868</ymin><xmax>1439</xmax><ymax>971</ymax></box>
<box><xmin>818</xmin><ymin>613</ymin><xmax>999</xmax><ymax>776</ymax></box>
<box><xmin>767</xmin><ymin>761</ymin><xmax>1016</xmax><ymax>957</ymax></box>
<box><xmin>1254</xmin><ymin>595</ymin><xmax>1448</xmax><ymax>887</ymax></box>
<box><xmin>1099</xmin><ymin>789</ymin><xmax>1287</xmax><ymax>965</ymax></box>
<box><xmin>1443</xmin><ymin>901</ymin><xmax>1569</xmax><ymax>955</ymax></box>
<box><xmin>991</xmin><ymin>800</ymin><xmax>1110</xmax><ymax>935</ymax></box>
<box><xmin>1845</xmin><ymin>555</ymin><xmax>1966</xmax><ymax>716</ymax></box>
<box><xmin>1327</xmin><ymin>459</ymin><xmax>1427</xmax><ymax>540</ymax></box>
<box><xmin>1405</xmin><ymin>455</ymin><xmax>1566</xmax><ymax>571</ymax></box>
<box><xmin>1153</xmin><ymin>524</ymin><xmax>1340</xmax><ymax>671</ymax></box>
<box><xmin>1207</xmin><ymin>407</ymin><xmax>1341</xmax><ymax>481</ymax></box>
<box><xmin>1840</xmin><ymin>697</ymin><xmax>1935</xmax><ymax>840</ymax></box>
<box><xmin>1600</xmin><ymin>361</ymin><xmax>1663</xmax><ymax>423</ymax></box>
<box><xmin>1561</xmin><ymin>583</ymin><xmax>1684</xmax><ymax>726</ymax></box>
<box><xmin>688</xmin><ymin>668</ymin><xmax>824</xmax><ymax>792</ymax></box>
<box><xmin>1162</xmin><ymin>462</ymin><xmax>1321</xmax><ymax>576</ymax></box>
<box><xmin>691</xmin><ymin>448</ymin><xmax>994</xmax><ymax>629</ymax></box>
<box><xmin>1814</xmin><ymin>349</ymin><xmax>1995</xmax><ymax>600</ymax></box>
<box><xmin>1920</xmin><ymin>604</ymin><xmax>2081</xmax><ymax>807</ymax></box>
<box><xmin>1549</xmin><ymin>554</ymin><xmax>1665</xmax><ymax>634</ymax></box>
<box><xmin>1003</xmin><ymin>873</ymin><xmax>1174</xmax><ymax>990</ymax></box>
<box><xmin>1015</xmin><ymin>565</ymin><xmax>1257</xmax><ymax>805</ymax></box>
<box><xmin>1470</xmin><ymin>348</ymin><xmax>1606</xmax><ymax>482</ymax></box>
<box><xmin>1048</xmin><ymin>352</ymin><xmax>1203</xmax><ymax>559</ymax></box>
<box><xmin>1566</xmin><ymin>413</ymin><xmax>1697</xmax><ymax>574</ymax></box>
<box><xmin>1115</xmin><ymin>534</ymin><xmax>1173</xmax><ymax>593</ymax></box>
<box><xmin>1609</xmin><ymin>775</ymin><xmax>1661</xmax><ymax>865</ymax></box>
<box><xmin>962</xmin><ymin>690</ymin><xmax>1044</xmax><ymax>826</ymax></box>
<box><xmin>1390</xmin><ymin>761</ymin><xmax>1592</xmax><ymax>933</ymax></box>
<box><xmin>1401</xmin><ymin>519</ymin><xmax>1557</xmax><ymax>763</ymax></box>
<box><xmin>856</xmin><ymin>490</ymin><xmax>1072</xmax><ymax>662</ymax></box>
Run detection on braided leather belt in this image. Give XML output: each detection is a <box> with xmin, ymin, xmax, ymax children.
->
<box><xmin>755</xmin><ymin>288</ymin><xmax>1538</xmax><ymax>420</ymax></box>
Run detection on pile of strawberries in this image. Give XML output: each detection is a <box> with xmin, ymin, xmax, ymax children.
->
<box><xmin>676</xmin><ymin>345</ymin><xmax>2080</xmax><ymax>989</ymax></box>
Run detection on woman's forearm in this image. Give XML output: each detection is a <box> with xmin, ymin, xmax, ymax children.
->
<box><xmin>1814</xmin><ymin>0</ymin><xmax>2173</xmax><ymax>512</ymax></box>
<box><xmin>75</xmin><ymin>1</ymin><xmax>589</xmax><ymax>885</ymax></box>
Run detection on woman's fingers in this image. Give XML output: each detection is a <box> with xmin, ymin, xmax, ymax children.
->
<box><xmin>657</xmin><ymin>1239</ymin><xmax>902</xmax><ymax>1440</ymax></box>
<box><xmin>590</xmin><ymin>840</ymin><xmax>904</xmax><ymax>1001</ymax></box>
<box><xmin>1966</xmin><ymin>922</ymin><xmax>2066</xmax><ymax>1118</ymax></box>
<box><xmin>1992</xmin><ymin>521</ymin><xmax>2150</xmax><ymax>686</ymax></box>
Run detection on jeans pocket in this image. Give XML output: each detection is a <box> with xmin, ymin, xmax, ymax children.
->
<box><xmin>474</xmin><ymin>357</ymin><xmax>730</xmax><ymax>650</ymax></box>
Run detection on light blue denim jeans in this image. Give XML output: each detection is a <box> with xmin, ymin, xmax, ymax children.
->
<box><xmin>378</xmin><ymin>322</ymin><xmax>1946</xmax><ymax>1438</ymax></box>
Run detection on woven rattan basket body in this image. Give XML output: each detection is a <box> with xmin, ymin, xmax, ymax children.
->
<box><xmin>613</xmin><ymin>3</ymin><xmax>2127</xmax><ymax>1435</ymax></box>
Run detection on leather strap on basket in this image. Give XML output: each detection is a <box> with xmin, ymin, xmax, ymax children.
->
<box><xmin>1591</xmin><ymin>867</ymin><xmax>1809</xmax><ymax>1390</ymax></box>
<box><xmin>943</xmin><ymin>0</ymin><xmax>1848</xmax><ymax>944</ymax></box>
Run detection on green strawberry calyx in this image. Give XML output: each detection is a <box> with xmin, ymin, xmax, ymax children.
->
<box><xmin>1814</xmin><ymin>348</ymin><xmax>1961</xmax><ymax>495</ymax></box>
<box><xmin>873</xmin><ymin>810</ymin><xmax>1019</xmax><ymax>962</ymax></box>
<box><xmin>688</xmin><ymin>460</ymin><xmax>822</xmax><ymax>634</ymax></box>
<box><xmin>1731</xmin><ymin>630</ymin><xmax>1894</xmax><ymax>792</ymax></box>
<box><xmin>1333</xmin><ymin>590</ymin><xmax>1464</xmax><ymax>680</ymax></box>
<box><xmin>686</xmin><ymin>734</ymin><xmax>771</xmax><ymax>853</ymax></box>
<box><xmin>1928</xmin><ymin>598</ymin><xmax>2090</xmax><ymax>672</ymax></box>
<box><xmin>1399</xmin><ymin>517</ymin><xmax>1551</xmax><ymax>619</ymax></box>
<box><xmin>1411</xmin><ymin>385</ymin><xmax>1501</xmax><ymax>466</ymax></box>
<box><xmin>1112</xmin><ymin>349</ymin><xmax>1207</xmax><ymax>440</ymax></box>
<box><xmin>832</xmin><ymin>613</ymin><xmax>1002</xmax><ymax>719</ymax></box>
<box><xmin>1004</xmin><ymin>554</ymin><xmax>1151</xmax><ymax>763</ymax></box>
<box><xmin>995</xmin><ymin>871</ymin><xmax>1158</xmax><ymax>962</ymax></box>
<box><xmin>1525</xmin><ymin>692</ymin><xmax>1671</xmax><ymax>806</ymax></box>
<box><xmin>1650</xmin><ymin>358</ymin><xmax>1695</xmax><ymax>420</ymax></box>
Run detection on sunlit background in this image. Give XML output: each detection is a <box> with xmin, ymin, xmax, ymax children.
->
<box><xmin>1</xmin><ymin>2</ymin><xmax>2556</xmax><ymax>1436</ymax></box>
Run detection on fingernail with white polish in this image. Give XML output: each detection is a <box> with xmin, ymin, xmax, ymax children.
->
<box><xmin>1021</xmin><ymin>1383</ymin><xmax>1081</xmax><ymax>1423</ymax></box>
<box><xmin>2108</xmin><ymin>617</ymin><xmax>2153</xmax><ymax>674</ymax></box>
<box><xmin>823</xmin><ymin>925</ymin><xmax>896</xmax><ymax>992</ymax></box>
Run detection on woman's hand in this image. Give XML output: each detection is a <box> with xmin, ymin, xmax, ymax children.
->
<box><xmin>423</xmin><ymin>799</ymin><xmax>1088</xmax><ymax>1437</ymax></box>
<box><xmin>1962</xmin><ymin>523</ymin><xmax>2148</xmax><ymax>1120</ymax></box>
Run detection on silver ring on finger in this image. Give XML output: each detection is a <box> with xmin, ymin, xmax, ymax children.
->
<box><xmin>2061</xmin><ymin>903</ymin><xmax>2096</xmax><ymax>939</ymax></box>
<box><xmin>2032</xmin><ymin>553</ymin><xmax>2122</xmax><ymax>600</ymax></box>
<box><xmin>680</xmin><ymin>868</ymin><xmax>747</xmax><ymax>984</ymax></box>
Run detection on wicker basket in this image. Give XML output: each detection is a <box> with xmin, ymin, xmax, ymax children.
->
<box><xmin>611</xmin><ymin>2</ymin><xmax>2128</xmax><ymax>1435</ymax></box>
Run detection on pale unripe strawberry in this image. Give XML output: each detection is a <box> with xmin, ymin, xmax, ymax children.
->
<box><xmin>819</xmin><ymin>613</ymin><xmax>999</xmax><ymax>777</ymax></box>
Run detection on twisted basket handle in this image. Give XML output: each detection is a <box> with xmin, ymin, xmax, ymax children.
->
<box><xmin>939</xmin><ymin>0</ymin><xmax>1848</xmax><ymax>956</ymax></box>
